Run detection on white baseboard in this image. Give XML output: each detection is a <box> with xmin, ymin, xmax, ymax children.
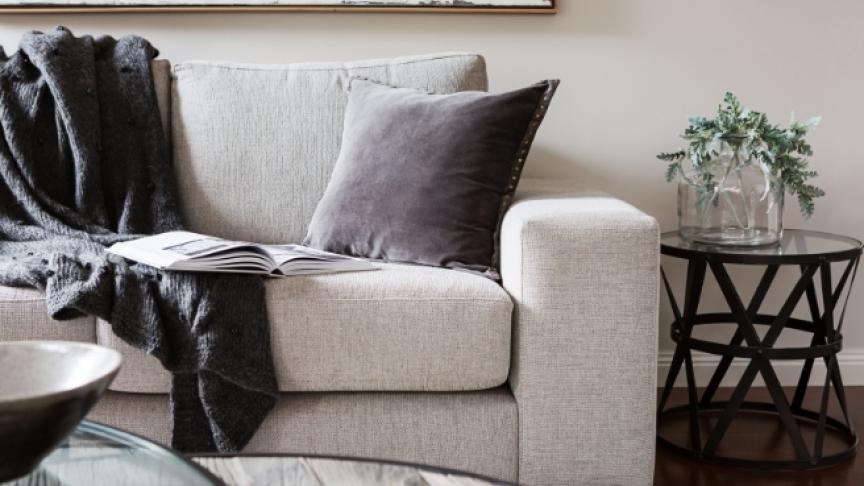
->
<box><xmin>657</xmin><ymin>348</ymin><xmax>864</xmax><ymax>387</ymax></box>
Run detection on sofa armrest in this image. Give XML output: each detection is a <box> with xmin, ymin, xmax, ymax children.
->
<box><xmin>500</xmin><ymin>178</ymin><xmax>659</xmax><ymax>486</ymax></box>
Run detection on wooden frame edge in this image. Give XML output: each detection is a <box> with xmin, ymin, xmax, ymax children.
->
<box><xmin>0</xmin><ymin>4</ymin><xmax>557</xmax><ymax>14</ymax></box>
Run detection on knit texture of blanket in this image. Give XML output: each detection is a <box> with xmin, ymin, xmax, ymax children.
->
<box><xmin>0</xmin><ymin>27</ymin><xmax>277</xmax><ymax>452</ymax></box>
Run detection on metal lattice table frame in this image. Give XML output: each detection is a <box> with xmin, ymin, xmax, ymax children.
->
<box><xmin>657</xmin><ymin>230</ymin><xmax>862</xmax><ymax>470</ymax></box>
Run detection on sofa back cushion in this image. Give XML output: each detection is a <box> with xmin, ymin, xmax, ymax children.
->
<box><xmin>169</xmin><ymin>53</ymin><xmax>488</xmax><ymax>244</ymax></box>
<box><xmin>151</xmin><ymin>60</ymin><xmax>172</xmax><ymax>144</ymax></box>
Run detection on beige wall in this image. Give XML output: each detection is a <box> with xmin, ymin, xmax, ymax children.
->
<box><xmin>2</xmin><ymin>0</ymin><xmax>863</xmax><ymax>383</ymax></box>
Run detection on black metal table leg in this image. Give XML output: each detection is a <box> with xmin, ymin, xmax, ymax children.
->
<box><xmin>700</xmin><ymin>265</ymin><xmax>778</xmax><ymax>406</ymax></box>
<box><xmin>657</xmin><ymin>230</ymin><xmax>862</xmax><ymax>470</ymax></box>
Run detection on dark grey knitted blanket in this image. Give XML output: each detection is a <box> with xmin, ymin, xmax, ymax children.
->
<box><xmin>0</xmin><ymin>28</ymin><xmax>277</xmax><ymax>452</ymax></box>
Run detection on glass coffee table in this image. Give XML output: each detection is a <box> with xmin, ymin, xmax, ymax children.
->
<box><xmin>3</xmin><ymin>421</ymin><xmax>218</xmax><ymax>486</ymax></box>
<box><xmin>5</xmin><ymin>421</ymin><xmax>512</xmax><ymax>485</ymax></box>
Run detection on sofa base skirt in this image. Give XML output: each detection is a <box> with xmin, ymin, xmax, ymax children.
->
<box><xmin>86</xmin><ymin>387</ymin><xmax>518</xmax><ymax>482</ymax></box>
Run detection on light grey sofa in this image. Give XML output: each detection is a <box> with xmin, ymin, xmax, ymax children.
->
<box><xmin>0</xmin><ymin>53</ymin><xmax>659</xmax><ymax>485</ymax></box>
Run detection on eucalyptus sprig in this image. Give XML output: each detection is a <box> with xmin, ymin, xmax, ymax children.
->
<box><xmin>658</xmin><ymin>92</ymin><xmax>824</xmax><ymax>218</ymax></box>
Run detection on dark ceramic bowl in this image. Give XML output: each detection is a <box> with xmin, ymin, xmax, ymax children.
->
<box><xmin>0</xmin><ymin>341</ymin><xmax>121</xmax><ymax>482</ymax></box>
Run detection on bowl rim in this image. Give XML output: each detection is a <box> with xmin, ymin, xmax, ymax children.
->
<box><xmin>0</xmin><ymin>341</ymin><xmax>122</xmax><ymax>410</ymax></box>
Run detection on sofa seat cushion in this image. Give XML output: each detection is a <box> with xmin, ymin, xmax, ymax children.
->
<box><xmin>0</xmin><ymin>286</ymin><xmax>95</xmax><ymax>342</ymax></box>
<box><xmin>100</xmin><ymin>263</ymin><xmax>513</xmax><ymax>393</ymax></box>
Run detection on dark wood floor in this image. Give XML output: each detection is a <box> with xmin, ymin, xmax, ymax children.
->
<box><xmin>655</xmin><ymin>387</ymin><xmax>863</xmax><ymax>486</ymax></box>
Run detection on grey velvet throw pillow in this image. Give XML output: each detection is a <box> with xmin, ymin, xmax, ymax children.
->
<box><xmin>304</xmin><ymin>77</ymin><xmax>559</xmax><ymax>278</ymax></box>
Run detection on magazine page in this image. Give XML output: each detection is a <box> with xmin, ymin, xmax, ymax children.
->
<box><xmin>262</xmin><ymin>244</ymin><xmax>357</xmax><ymax>265</ymax></box>
<box><xmin>261</xmin><ymin>244</ymin><xmax>376</xmax><ymax>275</ymax></box>
<box><xmin>108</xmin><ymin>231</ymin><xmax>375</xmax><ymax>276</ymax></box>
<box><xmin>107</xmin><ymin>231</ymin><xmax>274</xmax><ymax>271</ymax></box>
<box><xmin>152</xmin><ymin>232</ymin><xmax>255</xmax><ymax>259</ymax></box>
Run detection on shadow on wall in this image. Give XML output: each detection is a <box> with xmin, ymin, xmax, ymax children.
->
<box><xmin>525</xmin><ymin>146</ymin><xmax>674</xmax><ymax>223</ymax></box>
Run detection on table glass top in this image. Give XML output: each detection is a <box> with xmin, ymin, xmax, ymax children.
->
<box><xmin>661</xmin><ymin>229</ymin><xmax>862</xmax><ymax>258</ymax></box>
<box><xmin>192</xmin><ymin>455</ymin><xmax>510</xmax><ymax>486</ymax></box>
<box><xmin>3</xmin><ymin>421</ymin><xmax>509</xmax><ymax>486</ymax></box>
<box><xmin>3</xmin><ymin>421</ymin><xmax>218</xmax><ymax>486</ymax></box>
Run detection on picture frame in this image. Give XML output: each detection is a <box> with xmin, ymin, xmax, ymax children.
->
<box><xmin>0</xmin><ymin>0</ymin><xmax>557</xmax><ymax>14</ymax></box>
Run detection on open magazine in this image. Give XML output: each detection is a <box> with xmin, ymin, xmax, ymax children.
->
<box><xmin>107</xmin><ymin>231</ymin><xmax>374</xmax><ymax>277</ymax></box>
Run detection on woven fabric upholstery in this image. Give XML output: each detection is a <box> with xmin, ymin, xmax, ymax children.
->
<box><xmin>0</xmin><ymin>286</ymin><xmax>94</xmax><ymax>342</ymax></box>
<box><xmin>500</xmin><ymin>178</ymin><xmax>659</xmax><ymax>486</ymax></box>
<box><xmin>170</xmin><ymin>53</ymin><xmax>488</xmax><ymax>244</ymax></box>
<box><xmin>88</xmin><ymin>389</ymin><xmax>518</xmax><ymax>482</ymax></box>
<box><xmin>99</xmin><ymin>263</ymin><xmax>513</xmax><ymax>393</ymax></box>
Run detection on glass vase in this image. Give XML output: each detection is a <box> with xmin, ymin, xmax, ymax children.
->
<box><xmin>677</xmin><ymin>138</ymin><xmax>784</xmax><ymax>246</ymax></box>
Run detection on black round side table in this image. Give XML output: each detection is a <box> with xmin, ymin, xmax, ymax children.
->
<box><xmin>657</xmin><ymin>229</ymin><xmax>862</xmax><ymax>470</ymax></box>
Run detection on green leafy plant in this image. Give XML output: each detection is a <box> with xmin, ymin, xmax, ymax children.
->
<box><xmin>658</xmin><ymin>92</ymin><xmax>824</xmax><ymax>218</ymax></box>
